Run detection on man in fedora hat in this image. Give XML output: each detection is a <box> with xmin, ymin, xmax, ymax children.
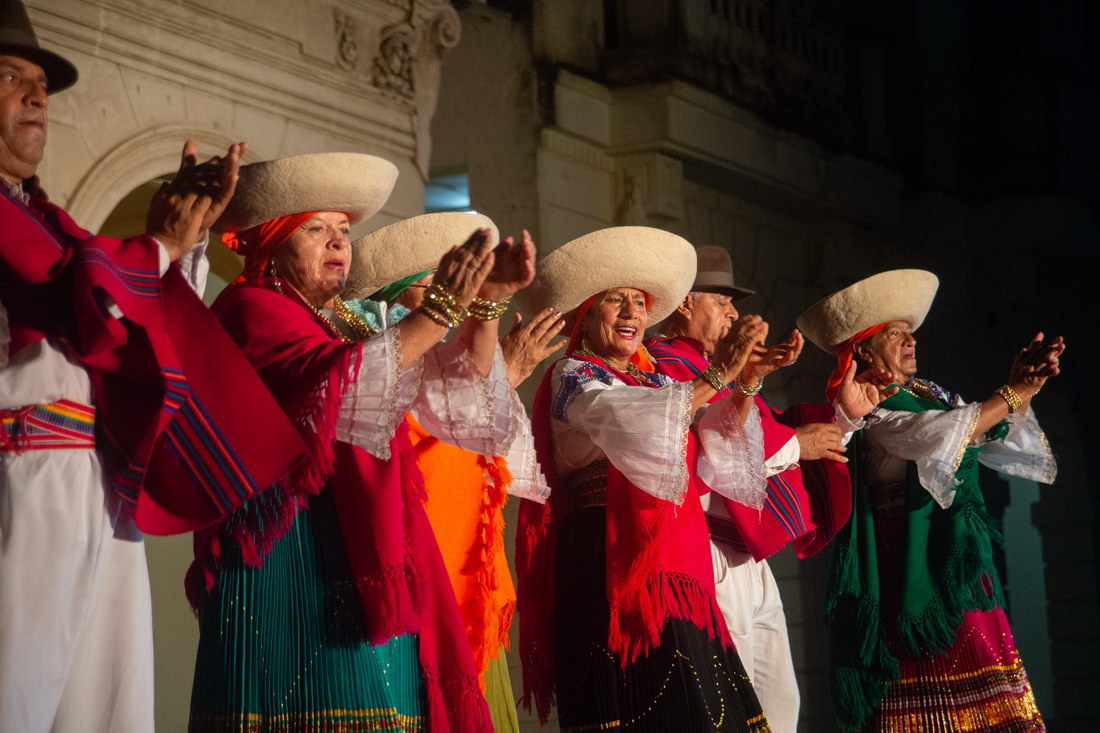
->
<box><xmin>0</xmin><ymin>2</ymin><xmax>304</xmax><ymax>730</ymax></box>
<box><xmin>646</xmin><ymin>244</ymin><xmax>893</xmax><ymax>732</ymax></box>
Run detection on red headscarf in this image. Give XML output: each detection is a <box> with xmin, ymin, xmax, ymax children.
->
<box><xmin>221</xmin><ymin>212</ymin><xmax>322</xmax><ymax>283</ymax></box>
<box><xmin>825</xmin><ymin>322</ymin><xmax>890</xmax><ymax>401</ymax></box>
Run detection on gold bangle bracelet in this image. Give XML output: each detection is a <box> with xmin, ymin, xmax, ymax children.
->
<box><xmin>418</xmin><ymin>302</ymin><xmax>455</xmax><ymax>328</ymax></box>
<box><xmin>996</xmin><ymin>384</ymin><xmax>1023</xmax><ymax>413</ymax></box>
<box><xmin>700</xmin><ymin>365</ymin><xmax>727</xmax><ymax>393</ymax></box>
<box><xmin>468</xmin><ymin>296</ymin><xmax>510</xmax><ymax>321</ymax></box>
<box><xmin>736</xmin><ymin>377</ymin><xmax>764</xmax><ymax>397</ymax></box>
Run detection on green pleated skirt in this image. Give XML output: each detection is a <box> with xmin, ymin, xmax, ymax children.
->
<box><xmin>189</xmin><ymin>489</ymin><xmax>426</xmax><ymax>732</ymax></box>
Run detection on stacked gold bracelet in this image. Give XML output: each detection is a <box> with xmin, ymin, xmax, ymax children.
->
<box><xmin>700</xmin><ymin>365</ymin><xmax>728</xmax><ymax>393</ymax></box>
<box><xmin>736</xmin><ymin>376</ymin><xmax>764</xmax><ymax>397</ymax></box>
<box><xmin>468</xmin><ymin>296</ymin><xmax>511</xmax><ymax>321</ymax></box>
<box><xmin>996</xmin><ymin>384</ymin><xmax>1023</xmax><ymax>413</ymax></box>
<box><xmin>420</xmin><ymin>283</ymin><xmax>468</xmax><ymax>328</ymax></box>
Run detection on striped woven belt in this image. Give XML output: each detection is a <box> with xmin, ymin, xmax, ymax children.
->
<box><xmin>1</xmin><ymin>400</ymin><xmax>96</xmax><ymax>452</ymax></box>
<box><xmin>705</xmin><ymin>514</ymin><xmax>750</xmax><ymax>554</ymax></box>
<box><xmin>562</xmin><ymin>459</ymin><xmax>609</xmax><ymax>513</ymax></box>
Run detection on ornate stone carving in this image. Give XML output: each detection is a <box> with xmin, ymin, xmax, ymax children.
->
<box><xmin>333</xmin><ymin>9</ymin><xmax>359</xmax><ymax>70</ymax></box>
<box><xmin>372</xmin><ymin>23</ymin><xmax>417</xmax><ymax>98</ymax></box>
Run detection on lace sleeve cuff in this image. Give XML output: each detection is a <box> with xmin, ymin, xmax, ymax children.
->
<box><xmin>868</xmin><ymin>402</ymin><xmax>981</xmax><ymax>509</ymax></box>
<box><xmin>695</xmin><ymin>395</ymin><xmax>768</xmax><ymax>509</ymax></box>
<box><xmin>336</xmin><ymin>327</ymin><xmax>423</xmax><ymax>459</ymax></box>
<box><xmin>411</xmin><ymin>340</ymin><xmax>517</xmax><ymax>457</ymax></box>
<box><xmin>978</xmin><ymin>405</ymin><xmax>1057</xmax><ymax>485</ymax></box>
<box><xmin>503</xmin><ymin>389</ymin><xmax>551</xmax><ymax>502</ymax></box>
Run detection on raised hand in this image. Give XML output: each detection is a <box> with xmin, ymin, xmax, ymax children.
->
<box><xmin>432</xmin><ymin>228</ymin><xmax>496</xmax><ymax>307</ymax></box>
<box><xmin>147</xmin><ymin>140</ymin><xmax>246</xmax><ymax>260</ymax></box>
<box><xmin>835</xmin><ymin>362</ymin><xmax>899</xmax><ymax>419</ymax></box>
<box><xmin>712</xmin><ymin>315</ymin><xmax>768</xmax><ymax>383</ymax></box>
<box><xmin>1009</xmin><ymin>332</ymin><xmax>1065</xmax><ymax>402</ymax></box>
<box><xmin>501</xmin><ymin>308</ymin><xmax>567</xmax><ymax>387</ymax></box>
<box><xmin>743</xmin><ymin>329</ymin><xmax>804</xmax><ymax>381</ymax></box>
<box><xmin>479</xmin><ymin>229</ymin><xmax>536</xmax><ymax>301</ymax></box>
<box><xmin>795</xmin><ymin>422</ymin><xmax>847</xmax><ymax>462</ymax></box>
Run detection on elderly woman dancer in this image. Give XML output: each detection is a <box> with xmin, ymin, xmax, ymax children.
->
<box><xmin>516</xmin><ymin>226</ymin><xmax>773</xmax><ymax>732</ymax></box>
<box><xmin>186</xmin><ymin>154</ymin><xmax>536</xmax><ymax>733</ymax></box>
<box><xmin>344</xmin><ymin>213</ymin><xmax>552</xmax><ymax>733</ymax></box>
<box><xmin>798</xmin><ymin>270</ymin><xmax>1062</xmax><ymax>732</ymax></box>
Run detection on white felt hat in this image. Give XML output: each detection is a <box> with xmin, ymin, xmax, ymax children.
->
<box><xmin>796</xmin><ymin>269</ymin><xmax>940</xmax><ymax>353</ymax></box>
<box><xmin>216</xmin><ymin>153</ymin><xmax>398</xmax><ymax>233</ymax></box>
<box><xmin>343</xmin><ymin>212</ymin><xmax>499</xmax><ymax>300</ymax></box>
<box><xmin>520</xmin><ymin>226</ymin><xmax>696</xmax><ymax>324</ymax></box>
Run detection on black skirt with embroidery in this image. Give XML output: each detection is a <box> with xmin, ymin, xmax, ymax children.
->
<box><xmin>553</xmin><ymin>506</ymin><xmax>772</xmax><ymax>733</ymax></box>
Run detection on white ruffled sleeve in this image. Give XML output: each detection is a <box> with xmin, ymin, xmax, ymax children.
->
<box><xmin>864</xmin><ymin>402</ymin><xmax>982</xmax><ymax>509</ymax></box>
<box><xmin>695</xmin><ymin>395</ymin><xmax>768</xmax><ymax>509</ymax></box>
<box><xmin>0</xmin><ymin>300</ymin><xmax>9</xmax><ymax>370</ymax></box>
<box><xmin>336</xmin><ymin>327</ymin><xmax>423</xmax><ymax>459</ymax></box>
<box><xmin>553</xmin><ymin>360</ymin><xmax>693</xmax><ymax>504</ymax></box>
<box><xmin>977</xmin><ymin>405</ymin><xmax>1057</xmax><ymax>484</ymax></box>
<box><xmin>410</xmin><ymin>335</ymin><xmax>518</xmax><ymax>459</ymax></box>
<box><xmin>502</xmin><ymin>388</ymin><xmax>551</xmax><ymax>503</ymax></box>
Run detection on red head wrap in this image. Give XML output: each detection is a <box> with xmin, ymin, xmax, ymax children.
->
<box><xmin>220</xmin><ymin>212</ymin><xmax>323</xmax><ymax>283</ymax></box>
<box><xmin>825</xmin><ymin>321</ymin><xmax>890</xmax><ymax>401</ymax></box>
<box><xmin>567</xmin><ymin>290</ymin><xmax>656</xmax><ymax>373</ymax></box>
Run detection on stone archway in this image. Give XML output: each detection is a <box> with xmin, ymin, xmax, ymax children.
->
<box><xmin>67</xmin><ymin>125</ymin><xmax>266</xmax><ymax>233</ymax></box>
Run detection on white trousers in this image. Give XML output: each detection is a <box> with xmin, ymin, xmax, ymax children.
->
<box><xmin>0</xmin><ymin>448</ymin><xmax>155</xmax><ymax>733</ymax></box>
<box><xmin>710</xmin><ymin>539</ymin><xmax>800</xmax><ymax>733</ymax></box>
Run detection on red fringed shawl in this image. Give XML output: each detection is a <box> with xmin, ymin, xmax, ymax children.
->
<box><xmin>0</xmin><ymin>183</ymin><xmax>304</xmax><ymax>534</ymax></box>
<box><xmin>194</xmin><ymin>279</ymin><xmax>491</xmax><ymax>733</ymax></box>
<box><xmin>516</xmin><ymin>354</ymin><xmax>732</xmax><ymax>723</ymax></box>
<box><xmin>647</xmin><ymin>335</ymin><xmax>852</xmax><ymax>560</ymax></box>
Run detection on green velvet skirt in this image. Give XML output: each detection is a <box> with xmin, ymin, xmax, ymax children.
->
<box><xmin>189</xmin><ymin>489</ymin><xmax>426</xmax><ymax>732</ymax></box>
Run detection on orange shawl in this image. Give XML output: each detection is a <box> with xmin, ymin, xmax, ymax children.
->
<box><xmin>407</xmin><ymin>416</ymin><xmax>516</xmax><ymax>690</ymax></box>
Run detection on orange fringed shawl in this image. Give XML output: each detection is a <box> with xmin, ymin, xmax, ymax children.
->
<box><xmin>407</xmin><ymin>416</ymin><xmax>516</xmax><ymax>690</ymax></box>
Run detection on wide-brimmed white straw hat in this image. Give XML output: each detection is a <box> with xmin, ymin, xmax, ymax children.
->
<box><xmin>520</xmin><ymin>226</ymin><xmax>696</xmax><ymax>324</ymax></box>
<box><xmin>796</xmin><ymin>269</ymin><xmax>940</xmax><ymax>353</ymax></box>
<box><xmin>215</xmin><ymin>153</ymin><xmax>398</xmax><ymax>233</ymax></box>
<box><xmin>343</xmin><ymin>212</ymin><xmax>499</xmax><ymax>300</ymax></box>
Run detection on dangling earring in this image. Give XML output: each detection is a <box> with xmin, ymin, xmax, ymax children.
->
<box><xmin>268</xmin><ymin>258</ymin><xmax>284</xmax><ymax>294</ymax></box>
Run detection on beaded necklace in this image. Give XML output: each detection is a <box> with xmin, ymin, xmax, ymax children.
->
<box><xmin>573</xmin><ymin>339</ymin><xmax>644</xmax><ymax>381</ymax></box>
<box><xmin>272</xmin><ymin>276</ymin><xmax>377</xmax><ymax>343</ymax></box>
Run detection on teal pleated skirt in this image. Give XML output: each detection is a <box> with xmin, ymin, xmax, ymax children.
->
<box><xmin>189</xmin><ymin>489</ymin><xmax>426</xmax><ymax>732</ymax></box>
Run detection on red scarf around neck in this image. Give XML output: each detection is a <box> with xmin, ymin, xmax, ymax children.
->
<box><xmin>515</xmin><ymin>351</ymin><xmax>731</xmax><ymax>722</ymax></box>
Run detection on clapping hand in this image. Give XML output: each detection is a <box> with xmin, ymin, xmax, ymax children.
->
<box><xmin>501</xmin><ymin>308</ymin><xmax>567</xmax><ymax>387</ymax></box>
<box><xmin>835</xmin><ymin>362</ymin><xmax>898</xmax><ymax>420</ymax></box>
<box><xmin>147</xmin><ymin>140</ymin><xmax>246</xmax><ymax>260</ymax></box>
<box><xmin>712</xmin><ymin>315</ymin><xmax>769</xmax><ymax>383</ymax></box>
<box><xmin>743</xmin><ymin>329</ymin><xmax>804</xmax><ymax>381</ymax></box>
<box><xmin>1009</xmin><ymin>332</ymin><xmax>1065</xmax><ymax>403</ymax></box>
<box><xmin>432</xmin><ymin>228</ymin><xmax>496</xmax><ymax>307</ymax></box>
<box><xmin>479</xmin><ymin>229</ymin><xmax>536</xmax><ymax>301</ymax></box>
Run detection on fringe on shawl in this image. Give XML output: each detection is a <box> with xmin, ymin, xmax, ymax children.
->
<box><xmin>516</xmin><ymin>496</ymin><xmax>556</xmax><ymax>723</ymax></box>
<box><xmin>607</xmin><ymin>498</ymin><xmax>733</xmax><ymax>667</ymax></box>
<box><xmin>825</xmin><ymin>535</ymin><xmax>900</xmax><ymax>731</ymax></box>
<box><xmin>422</xmin><ymin>666</ymin><xmax>493</xmax><ymax>733</ymax></box>
<box><xmin>185</xmin><ymin>345</ymin><xmax>359</xmax><ymax>614</ymax></box>
<box><xmin>469</xmin><ymin>456</ymin><xmax>515</xmax><ymax>686</ymax></box>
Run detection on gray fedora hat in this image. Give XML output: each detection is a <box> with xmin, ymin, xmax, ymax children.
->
<box><xmin>0</xmin><ymin>0</ymin><xmax>78</xmax><ymax>93</ymax></box>
<box><xmin>692</xmin><ymin>245</ymin><xmax>755</xmax><ymax>300</ymax></box>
